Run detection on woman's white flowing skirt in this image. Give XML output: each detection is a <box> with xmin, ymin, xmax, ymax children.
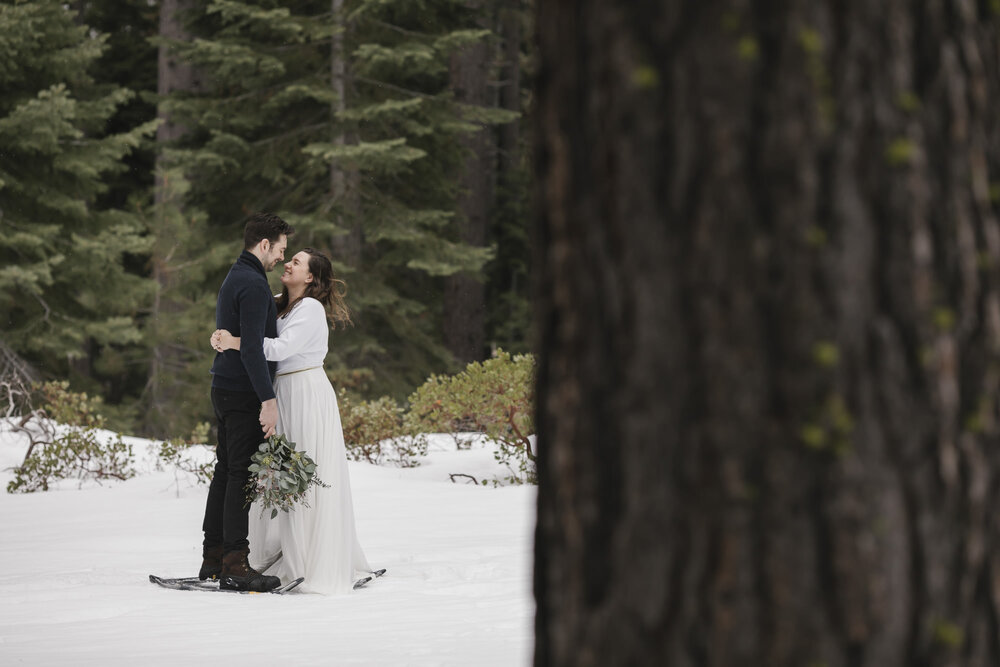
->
<box><xmin>248</xmin><ymin>368</ymin><xmax>370</xmax><ymax>594</ymax></box>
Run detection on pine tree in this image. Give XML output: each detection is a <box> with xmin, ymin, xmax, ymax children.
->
<box><xmin>444</xmin><ymin>0</ymin><xmax>496</xmax><ymax>364</ymax></box>
<box><xmin>485</xmin><ymin>0</ymin><xmax>530</xmax><ymax>355</ymax></box>
<box><xmin>77</xmin><ymin>0</ymin><xmax>160</xmax><ymax>415</ymax></box>
<box><xmin>0</xmin><ymin>0</ymin><xmax>157</xmax><ymax>386</ymax></box>
<box><xmin>78</xmin><ymin>0</ymin><xmax>159</xmax><ymax>210</ymax></box>
<box><xmin>140</xmin><ymin>167</ymin><xmax>232</xmax><ymax>436</ymax></box>
<box><xmin>159</xmin><ymin>0</ymin><xmax>516</xmax><ymax>398</ymax></box>
<box><xmin>141</xmin><ymin>0</ymin><xmax>217</xmax><ymax>437</ymax></box>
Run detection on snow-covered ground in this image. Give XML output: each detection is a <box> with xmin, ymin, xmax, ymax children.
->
<box><xmin>0</xmin><ymin>423</ymin><xmax>536</xmax><ymax>666</ymax></box>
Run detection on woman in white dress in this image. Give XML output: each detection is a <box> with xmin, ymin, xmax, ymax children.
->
<box><xmin>212</xmin><ymin>247</ymin><xmax>372</xmax><ymax>594</ymax></box>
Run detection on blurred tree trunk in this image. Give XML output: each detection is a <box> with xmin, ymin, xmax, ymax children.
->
<box><xmin>484</xmin><ymin>0</ymin><xmax>530</xmax><ymax>351</ymax></box>
<box><xmin>445</xmin><ymin>2</ymin><xmax>495</xmax><ymax>364</ymax></box>
<box><xmin>147</xmin><ymin>0</ymin><xmax>201</xmax><ymax>435</ymax></box>
<box><xmin>155</xmin><ymin>0</ymin><xmax>200</xmax><ymax>185</ymax></box>
<box><xmin>498</xmin><ymin>0</ymin><xmax>521</xmax><ymax>177</ymax></box>
<box><xmin>330</xmin><ymin>0</ymin><xmax>362</xmax><ymax>268</ymax></box>
<box><xmin>533</xmin><ymin>1</ymin><xmax>1000</xmax><ymax>666</ymax></box>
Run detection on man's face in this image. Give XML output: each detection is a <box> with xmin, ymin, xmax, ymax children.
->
<box><xmin>262</xmin><ymin>235</ymin><xmax>287</xmax><ymax>271</ymax></box>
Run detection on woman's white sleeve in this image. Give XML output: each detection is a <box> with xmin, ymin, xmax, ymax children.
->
<box><xmin>262</xmin><ymin>300</ymin><xmax>323</xmax><ymax>361</ymax></box>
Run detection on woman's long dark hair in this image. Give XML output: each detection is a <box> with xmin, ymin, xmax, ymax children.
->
<box><xmin>275</xmin><ymin>248</ymin><xmax>352</xmax><ymax>328</ymax></box>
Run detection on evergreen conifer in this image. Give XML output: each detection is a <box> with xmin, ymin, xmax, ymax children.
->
<box><xmin>0</xmin><ymin>0</ymin><xmax>157</xmax><ymax>381</ymax></box>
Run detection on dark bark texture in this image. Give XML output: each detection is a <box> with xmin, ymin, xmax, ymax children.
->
<box><xmin>155</xmin><ymin>0</ymin><xmax>201</xmax><ymax>150</ymax></box>
<box><xmin>498</xmin><ymin>0</ymin><xmax>522</xmax><ymax>177</ymax></box>
<box><xmin>445</xmin><ymin>7</ymin><xmax>495</xmax><ymax>364</ymax></box>
<box><xmin>533</xmin><ymin>1</ymin><xmax>1000</xmax><ymax>666</ymax></box>
<box><xmin>329</xmin><ymin>0</ymin><xmax>363</xmax><ymax>268</ymax></box>
<box><xmin>147</xmin><ymin>0</ymin><xmax>202</xmax><ymax>436</ymax></box>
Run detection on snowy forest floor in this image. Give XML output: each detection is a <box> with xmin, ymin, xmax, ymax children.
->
<box><xmin>0</xmin><ymin>425</ymin><xmax>535</xmax><ymax>665</ymax></box>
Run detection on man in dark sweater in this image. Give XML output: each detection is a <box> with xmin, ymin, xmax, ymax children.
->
<box><xmin>199</xmin><ymin>212</ymin><xmax>293</xmax><ymax>592</ymax></box>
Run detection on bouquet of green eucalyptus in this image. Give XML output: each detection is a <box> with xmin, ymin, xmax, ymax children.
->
<box><xmin>247</xmin><ymin>434</ymin><xmax>328</xmax><ymax>519</ymax></box>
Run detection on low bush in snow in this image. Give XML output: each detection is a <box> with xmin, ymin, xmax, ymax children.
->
<box><xmin>6</xmin><ymin>381</ymin><xmax>136</xmax><ymax>493</ymax></box>
<box><xmin>3</xmin><ymin>351</ymin><xmax>538</xmax><ymax>491</ymax></box>
<box><xmin>4</xmin><ymin>382</ymin><xmax>213</xmax><ymax>494</ymax></box>
<box><xmin>155</xmin><ymin>421</ymin><xmax>214</xmax><ymax>489</ymax></box>
<box><xmin>338</xmin><ymin>393</ymin><xmax>428</xmax><ymax>467</ymax></box>
<box><xmin>407</xmin><ymin>350</ymin><xmax>535</xmax><ymax>484</ymax></box>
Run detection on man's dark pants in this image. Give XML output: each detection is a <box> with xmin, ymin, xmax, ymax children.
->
<box><xmin>203</xmin><ymin>387</ymin><xmax>262</xmax><ymax>553</ymax></box>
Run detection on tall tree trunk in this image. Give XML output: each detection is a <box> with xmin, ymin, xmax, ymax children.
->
<box><xmin>147</xmin><ymin>0</ymin><xmax>201</xmax><ymax>435</ymax></box>
<box><xmin>330</xmin><ymin>0</ymin><xmax>362</xmax><ymax>267</ymax></box>
<box><xmin>492</xmin><ymin>0</ymin><xmax>525</xmax><ymax>339</ymax></box>
<box><xmin>498</xmin><ymin>0</ymin><xmax>521</xmax><ymax>177</ymax></box>
<box><xmin>534</xmin><ymin>1</ymin><xmax>1000</xmax><ymax>666</ymax></box>
<box><xmin>445</xmin><ymin>3</ymin><xmax>495</xmax><ymax>364</ymax></box>
<box><xmin>155</xmin><ymin>0</ymin><xmax>200</xmax><ymax>183</ymax></box>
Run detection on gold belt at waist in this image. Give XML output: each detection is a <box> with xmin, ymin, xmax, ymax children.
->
<box><xmin>275</xmin><ymin>366</ymin><xmax>322</xmax><ymax>378</ymax></box>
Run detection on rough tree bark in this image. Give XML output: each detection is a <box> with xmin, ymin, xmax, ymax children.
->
<box><xmin>329</xmin><ymin>0</ymin><xmax>362</xmax><ymax>268</ymax></box>
<box><xmin>146</xmin><ymin>0</ymin><xmax>201</xmax><ymax>435</ymax></box>
<box><xmin>498</xmin><ymin>0</ymin><xmax>521</xmax><ymax>177</ymax></box>
<box><xmin>496</xmin><ymin>0</ymin><xmax>524</xmax><ymax>305</ymax></box>
<box><xmin>154</xmin><ymin>0</ymin><xmax>200</xmax><ymax>192</ymax></box>
<box><xmin>445</xmin><ymin>2</ymin><xmax>495</xmax><ymax>364</ymax></box>
<box><xmin>534</xmin><ymin>1</ymin><xmax>1000</xmax><ymax>666</ymax></box>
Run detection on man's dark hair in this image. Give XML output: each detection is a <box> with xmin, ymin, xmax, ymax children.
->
<box><xmin>244</xmin><ymin>212</ymin><xmax>294</xmax><ymax>250</ymax></box>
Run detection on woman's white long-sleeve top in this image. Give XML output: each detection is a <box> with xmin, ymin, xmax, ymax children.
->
<box><xmin>263</xmin><ymin>297</ymin><xmax>329</xmax><ymax>375</ymax></box>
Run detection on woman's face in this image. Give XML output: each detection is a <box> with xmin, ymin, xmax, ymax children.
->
<box><xmin>280</xmin><ymin>251</ymin><xmax>313</xmax><ymax>289</ymax></box>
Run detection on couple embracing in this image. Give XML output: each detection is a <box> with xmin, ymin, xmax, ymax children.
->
<box><xmin>199</xmin><ymin>212</ymin><xmax>371</xmax><ymax>594</ymax></box>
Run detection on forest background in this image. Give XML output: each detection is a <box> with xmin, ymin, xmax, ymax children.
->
<box><xmin>0</xmin><ymin>0</ymin><xmax>531</xmax><ymax>439</ymax></box>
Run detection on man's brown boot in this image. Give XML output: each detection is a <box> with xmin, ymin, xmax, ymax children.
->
<box><xmin>220</xmin><ymin>548</ymin><xmax>281</xmax><ymax>592</ymax></box>
<box><xmin>199</xmin><ymin>545</ymin><xmax>224</xmax><ymax>581</ymax></box>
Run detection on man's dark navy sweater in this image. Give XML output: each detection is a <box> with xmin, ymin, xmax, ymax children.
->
<box><xmin>210</xmin><ymin>250</ymin><xmax>277</xmax><ymax>402</ymax></box>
